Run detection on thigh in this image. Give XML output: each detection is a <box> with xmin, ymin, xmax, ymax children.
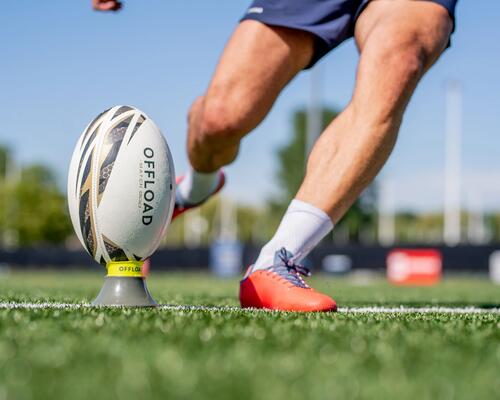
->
<box><xmin>243</xmin><ymin>0</ymin><xmax>361</xmax><ymax>67</ymax></box>
<box><xmin>350</xmin><ymin>0</ymin><xmax>453</xmax><ymax>122</ymax></box>
<box><xmin>203</xmin><ymin>20</ymin><xmax>315</xmax><ymax>133</ymax></box>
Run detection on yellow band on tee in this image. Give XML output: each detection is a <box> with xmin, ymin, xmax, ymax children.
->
<box><xmin>107</xmin><ymin>261</ymin><xmax>143</xmax><ymax>277</ymax></box>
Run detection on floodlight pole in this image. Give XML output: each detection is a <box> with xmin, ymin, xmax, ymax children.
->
<box><xmin>0</xmin><ymin>151</ymin><xmax>6</xmax><ymax>247</ymax></box>
<box><xmin>184</xmin><ymin>207</ymin><xmax>202</xmax><ymax>248</ymax></box>
<box><xmin>219</xmin><ymin>197</ymin><xmax>237</xmax><ymax>241</ymax></box>
<box><xmin>2</xmin><ymin>151</ymin><xmax>20</xmax><ymax>248</ymax></box>
<box><xmin>378</xmin><ymin>179</ymin><xmax>395</xmax><ymax>246</ymax></box>
<box><xmin>443</xmin><ymin>81</ymin><xmax>462</xmax><ymax>246</ymax></box>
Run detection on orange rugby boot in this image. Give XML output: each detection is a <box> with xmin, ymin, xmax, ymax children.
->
<box><xmin>172</xmin><ymin>170</ymin><xmax>225</xmax><ymax>220</ymax></box>
<box><xmin>240</xmin><ymin>248</ymin><xmax>337</xmax><ymax>312</ymax></box>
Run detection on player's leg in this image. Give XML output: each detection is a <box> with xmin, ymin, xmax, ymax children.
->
<box><xmin>252</xmin><ymin>1</ymin><xmax>453</xmax><ymax>271</ymax></box>
<box><xmin>294</xmin><ymin>1</ymin><xmax>453</xmax><ymax>221</ymax></box>
<box><xmin>175</xmin><ymin>20</ymin><xmax>314</xmax><ymax>208</ymax></box>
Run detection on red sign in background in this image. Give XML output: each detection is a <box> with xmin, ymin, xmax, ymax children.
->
<box><xmin>387</xmin><ymin>249</ymin><xmax>442</xmax><ymax>285</ymax></box>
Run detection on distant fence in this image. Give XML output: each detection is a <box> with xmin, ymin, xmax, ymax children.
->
<box><xmin>310</xmin><ymin>245</ymin><xmax>500</xmax><ymax>273</ymax></box>
<box><xmin>1</xmin><ymin>244</ymin><xmax>499</xmax><ymax>273</ymax></box>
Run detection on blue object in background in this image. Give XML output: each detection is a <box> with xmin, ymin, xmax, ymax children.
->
<box><xmin>210</xmin><ymin>240</ymin><xmax>243</xmax><ymax>277</ymax></box>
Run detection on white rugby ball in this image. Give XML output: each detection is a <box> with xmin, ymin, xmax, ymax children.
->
<box><xmin>67</xmin><ymin>105</ymin><xmax>175</xmax><ymax>265</ymax></box>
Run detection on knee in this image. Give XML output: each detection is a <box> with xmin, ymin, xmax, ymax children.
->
<box><xmin>382</xmin><ymin>42</ymin><xmax>427</xmax><ymax>84</ymax></box>
<box><xmin>192</xmin><ymin>95</ymin><xmax>248</xmax><ymax>145</ymax></box>
<box><xmin>383</xmin><ymin>24</ymin><xmax>450</xmax><ymax>78</ymax></box>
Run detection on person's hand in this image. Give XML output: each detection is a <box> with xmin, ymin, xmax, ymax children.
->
<box><xmin>92</xmin><ymin>0</ymin><xmax>122</xmax><ymax>12</ymax></box>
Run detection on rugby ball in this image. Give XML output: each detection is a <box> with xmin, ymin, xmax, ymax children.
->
<box><xmin>67</xmin><ymin>105</ymin><xmax>175</xmax><ymax>265</ymax></box>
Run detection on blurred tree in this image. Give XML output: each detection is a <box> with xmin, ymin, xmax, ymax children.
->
<box><xmin>485</xmin><ymin>213</ymin><xmax>500</xmax><ymax>242</ymax></box>
<box><xmin>270</xmin><ymin>107</ymin><xmax>378</xmax><ymax>243</ymax></box>
<box><xmin>0</xmin><ymin>154</ymin><xmax>73</xmax><ymax>247</ymax></box>
<box><xmin>394</xmin><ymin>211</ymin><xmax>444</xmax><ymax>243</ymax></box>
<box><xmin>0</xmin><ymin>145</ymin><xmax>9</xmax><ymax>179</ymax></box>
<box><xmin>21</xmin><ymin>164</ymin><xmax>57</xmax><ymax>187</ymax></box>
<box><xmin>13</xmin><ymin>164</ymin><xmax>72</xmax><ymax>245</ymax></box>
<box><xmin>236</xmin><ymin>204</ymin><xmax>265</xmax><ymax>244</ymax></box>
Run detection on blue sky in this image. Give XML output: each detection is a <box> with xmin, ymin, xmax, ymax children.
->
<box><xmin>1</xmin><ymin>1</ymin><xmax>499</xmax><ymax>211</ymax></box>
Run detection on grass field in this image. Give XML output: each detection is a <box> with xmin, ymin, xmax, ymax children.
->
<box><xmin>0</xmin><ymin>271</ymin><xmax>499</xmax><ymax>400</ymax></box>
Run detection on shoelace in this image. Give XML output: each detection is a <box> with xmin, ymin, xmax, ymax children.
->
<box><xmin>271</xmin><ymin>248</ymin><xmax>311</xmax><ymax>289</ymax></box>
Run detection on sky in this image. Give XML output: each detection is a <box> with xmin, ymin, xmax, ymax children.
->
<box><xmin>1</xmin><ymin>0</ymin><xmax>499</xmax><ymax>212</ymax></box>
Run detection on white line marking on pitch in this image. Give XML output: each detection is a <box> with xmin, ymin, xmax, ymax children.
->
<box><xmin>0</xmin><ymin>302</ymin><xmax>499</xmax><ymax>314</ymax></box>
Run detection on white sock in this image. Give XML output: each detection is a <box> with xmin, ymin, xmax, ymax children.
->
<box><xmin>176</xmin><ymin>167</ymin><xmax>220</xmax><ymax>205</ymax></box>
<box><xmin>253</xmin><ymin>199</ymin><xmax>334</xmax><ymax>270</ymax></box>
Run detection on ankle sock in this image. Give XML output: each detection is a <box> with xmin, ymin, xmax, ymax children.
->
<box><xmin>176</xmin><ymin>167</ymin><xmax>220</xmax><ymax>206</ymax></box>
<box><xmin>253</xmin><ymin>199</ymin><xmax>333</xmax><ymax>271</ymax></box>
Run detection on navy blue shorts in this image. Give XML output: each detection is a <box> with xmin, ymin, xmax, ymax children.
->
<box><xmin>241</xmin><ymin>0</ymin><xmax>457</xmax><ymax>68</ymax></box>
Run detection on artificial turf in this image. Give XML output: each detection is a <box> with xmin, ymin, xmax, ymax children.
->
<box><xmin>0</xmin><ymin>271</ymin><xmax>499</xmax><ymax>400</ymax></box>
